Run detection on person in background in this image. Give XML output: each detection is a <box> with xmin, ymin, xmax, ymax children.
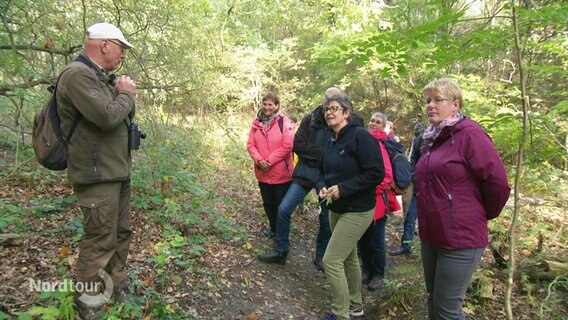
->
<box><xmin>289</xmin><ymin>115</ymin><xmax>299</xmax><ymax>132</ymax></box>
<box><xmin>56</xmin><ymin>22</ymin><xmax>137</xmax><ymax>319</ymax></box>
<box><xmin>257</xmin><ymin>87</ymin><xmax>338</xmax><ymax>269</ymax></box>
<box><xmin>317</xmin><ymin>93</ymin><xmax>385</xmax><ymax>320</ymax></box>
<box><xmin>247</xmin><ymin>92</ymin><xmax>294</xmax><ymax>239</ymax></box>
<box><xmin>385</xmin><ymin>120</ymin><xmax>400</xmax><ymax>143</ymax></box>
<box><xmin>358</xmin><ymin>112</ymin><xmax>400</xmax><ymax>292</ymax></box>
<box><xmin>390</xmin><ymin>122</ymin><xmax>425</xmax><ymax>256</ymax></box>
<box><xmin>415</xmin><ymin>78</ymin><xmax>510</xmax><ymax>319</ymax></box>
<box><xmin>407</xmin><ymin>122</ymin><xmax>426</xmax><ymax>159</ymax></box>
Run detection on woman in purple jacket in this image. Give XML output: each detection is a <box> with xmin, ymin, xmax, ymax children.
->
<box><xmin>414</xmin><ymin>78</ymin><xmax>510</xmax><ymax>320</ymax></box>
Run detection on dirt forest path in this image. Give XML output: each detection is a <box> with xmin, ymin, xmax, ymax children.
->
<box><xmin>3</xmin><ymin>173</ymin><xmax>534</xmax><ymax>320</ymax></box>
<box><xmin>205</xmin><ymin>198</ymin><xmax>540</xmax><ymax>320</ymax></box>
<box><xmin>199</xmin><ymin>200</ymin><xmax>428</xmax><ymax>320</ymax></box>
<box><xmin>0</xmin><ymin>176</ymin><xmax>426</xmax><ymax>320</ymax></box>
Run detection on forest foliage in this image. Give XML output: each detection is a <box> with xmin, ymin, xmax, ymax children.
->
<box><xmin>1</xmin><ymin>0</ymin><xmax>567</xmax><ymax>319</ymax></box>
<box><xmin>1</xmin><ymin>0</ymin><xmax>566</xmax><ymax>175</ymax></box>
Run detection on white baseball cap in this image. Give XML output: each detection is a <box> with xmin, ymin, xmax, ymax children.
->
<box><xmin>86</xmin><ymin>22</ymin><xmax>134</xmax><ymax>49</ymax></box>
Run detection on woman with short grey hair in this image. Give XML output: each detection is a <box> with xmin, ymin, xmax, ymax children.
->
<box><xmin>317</xmin><ymin>93</ymin><xmax>385</xmax><ymax>320</ymax></box>
<box><xmin>369</xmin><ymin>112</ymin><xmax>387</xmax><ymax>129</ymax></box>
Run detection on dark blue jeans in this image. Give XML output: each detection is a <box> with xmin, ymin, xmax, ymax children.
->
<box><xmin>275</xmin><ymin>181</ymin><xmax>330</xmax><ymax>255</ymax></box>
<box><xmin>359</xmin><ymin>215</ymin><xmax>387</xmax><ymax>278</ymax></box>
<box><xmin>401</xmin><ymin>194</ymin><xmax>417</xmax><ymax>249</ymax></box>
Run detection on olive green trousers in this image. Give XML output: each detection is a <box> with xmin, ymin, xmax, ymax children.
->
<box><xmin>74</xmin><ymin>180</ymin><xmax>132</xmax><ymax>293</ymax></box>
<box><xmin>323</xmin><ymin>209</ymin><xmax>374</xmax><ymax>320</ymax></box>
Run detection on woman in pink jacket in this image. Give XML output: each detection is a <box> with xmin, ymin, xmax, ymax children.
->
<box><xmin>357</xmin><ymin>112</ymin><xmax>401</xmax><ymax>295</ymax></box>
<box><xmin>247</xmin><ymin>92</ymin><xmax>294</xmax><ymax>238</ymax></box>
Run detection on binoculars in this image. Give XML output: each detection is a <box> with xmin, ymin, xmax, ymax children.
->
<box><xmin>128</xmin><ymin>122</ymin><xmax>146</xmax><ymax>150</ymax></box>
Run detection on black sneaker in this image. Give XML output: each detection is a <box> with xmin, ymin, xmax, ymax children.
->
<box><xmin>262</xmin><ymin>229</ymin><xmax>276</xmax><ymax>238</ymax></box>
<box><xmin>258</xmin><ymin>249</ymin><xmax>288</xmax><ymax>265</ymax></box>
<box><xmin>313</xmin><ymin>254</ymin><xmax>324</xmax><ymax>272</ymax></box>
<box><xmin>361</xmin><ymin>272</ymin><xmax>371</xmax><ymax>284</ymax></box>
<box><xmin>367</xmin><ymin>276</ymin><xmax>384</xmax><ymax>291</ymax></box>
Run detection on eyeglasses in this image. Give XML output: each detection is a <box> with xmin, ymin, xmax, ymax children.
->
<box><xmin>424</xmin><ymin>97</ymin><xmax>450</xmax><ymax>105</ymax></box>
<box><xmin>105</xmin><ymin>39</ymin><xmax>126</xmax><ymax>53</ymax></box>
<box><xmin>369</xmin><ymin>119</ymin><xmax>383</xmax><ymax>124</ymax></box>
<box><xmin>324</xmin><ymin>106</ymin><xmax>343</xmax><ymax>113</ymax></box>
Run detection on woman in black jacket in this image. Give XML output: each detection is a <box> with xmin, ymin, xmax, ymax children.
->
<box><xmin>317</xmin><ymin>93</ymin><xmax>385</xmax><ymax>320</ymax></box>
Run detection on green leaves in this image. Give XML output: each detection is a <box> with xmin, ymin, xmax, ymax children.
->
<box><xmin>14</xmin><ymin>290</ymin><xmax>74</xmax><ymax>320</ymax></box>
<box><xmin>326</xmin><ymin>195</ymin><xmax>334</xmax><ymax>206</ymax></box>
<box><xmin>319</xmin><ymin>194</ymin><xmax>334</xmax><ymax>206</ymax></box>
<box><xmin>0</xmin><ymin>199</ymin><xmax>29</xmax><ymax>232</ymax></box>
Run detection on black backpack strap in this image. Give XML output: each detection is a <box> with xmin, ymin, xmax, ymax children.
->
<box><xmin>65</xmin><ymin>117</ymin><xmax>81</xmax><ymax>143</ymax></box>
<box><xmin>50</xmin><ymin>67</ymin><xmax>82</xmax><ymax>143</ymax></box>
<box><xmin>58</xmin><ymin>56</ymin><xmax>103</xmax><ymax>143</ymax></box>
<box><xmin>74</xmin><ymin>55</ymin><xmax>101</xmax><ymax>74</ymax></box>
<box><xmin>278</xmin><ymin>116</ymin><xmax>284</xmax><ymax>133</ymax></box>
<box><xmin>277</xmin><ymin>116</ymin><xmax>291</xmax><ymax>170</ymax></box>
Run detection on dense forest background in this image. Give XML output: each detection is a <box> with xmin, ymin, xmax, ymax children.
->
<box><xmin>1</xmin><ymin>0</ymin><xmax>567</xmax><ymax>319</ymax></box>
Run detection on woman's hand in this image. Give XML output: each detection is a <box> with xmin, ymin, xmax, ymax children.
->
<box><xmin>319</xmin><ymin>185</ymin><xmax>340</xmax><ymax>202</ymax></box>
<box><xmin>257</xmin><ymin>160</ymin><xmax>270</xmax><ymax>172</ymax></box>
<box><xmin>319</xmin><ymin>187</ymin><xmax>328</xmax><ymax>199</ymax></box>
<box><xmin>327</xmin><ymin>185</ymin><xmax>341</xmax><ymax>200</ymax></box>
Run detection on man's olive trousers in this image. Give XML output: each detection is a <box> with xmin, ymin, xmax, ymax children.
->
<box><xmin>74</xmin><ymin>180</ymin><xmax>132</xmax><ymax>293</ymax></box>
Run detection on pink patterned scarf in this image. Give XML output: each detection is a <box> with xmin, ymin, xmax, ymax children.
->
<box><xmin>422</xmin><ymin>112</ymin><xmax>464</xmax><ymax>141</ymax></box>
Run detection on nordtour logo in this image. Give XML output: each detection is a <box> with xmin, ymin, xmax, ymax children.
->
<box><xmin>28</xmin><ymin>269</ymin><xmax>113</xmax><ymax>307</ymax></box>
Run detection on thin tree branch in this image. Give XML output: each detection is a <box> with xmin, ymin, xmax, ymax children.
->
<box><xmin>541</xmin><ymin>123</ymin><xmax>568</xmax><ymax>154</ymax></box>
<box><xmin>0</xmin><ymin>79</ymin><xmax>53</xmax><ymax>96</ymax></box>
<box><xmin>0</xmin><ymin>44</ymin><xmax>81</xmax><ymax>55</ymax></box>
<box><xmin>506</xmin><ymin>1</ymin><xmax>530</xmax><ymax>319</ymax></box>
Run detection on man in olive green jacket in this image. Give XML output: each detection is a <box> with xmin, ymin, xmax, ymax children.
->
<box><xmin>57</xmin><ymin>22</ymin><xmax>137</xmax><ymax>320</ymax></box>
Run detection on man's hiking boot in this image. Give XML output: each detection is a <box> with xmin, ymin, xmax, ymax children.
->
<box><xmin>74</xmin><ymin>299</ymin><xmax>102</xmax><ymax>320</ymax></box>
<box><xmin>313</xmin><ymin>253</ymin><xmax>324</xmax><ymax>272</ymax></box>
<box><xmin>348</xmin><ymin>305</ymin><xmax>365</xmax><ymax>318</ymax></box>
<box><xmin>258</xmin><ymin>249</ymin><xmax>288</xmax><ymax>265</ymax></box>
<box><xmin>367</xmin><ymin>276</ymin><xmax>384</xmax><ymax>291</ymax></box>
<box><xmin>389</xmin><ymin>246</ymin><xmax>411</xmax><ymax>256</ymax></box>
<box><xmin>114</xmin><ymin>286</ymin><xmax>135</xmax><ymax>304</ymax></box>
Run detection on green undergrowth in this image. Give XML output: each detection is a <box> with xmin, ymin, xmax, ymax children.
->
<box><xmin>130</xmin><ymin>115</ymin><xmax>251</xmax><ymax>242</ymax></box>
<box><xmin>379</xmin><ymin>261</ymin><xmax>425</xmax><ymax>316</ymax></box>
<box><xmin>0</xmin><ymin>114</ymin><xmax>255</xmax><ymax>319</ymax></box>
<box><xmin>121</xmin><ymin>116</ymin><xmax>253</xmax><ymax>317</ymax></box>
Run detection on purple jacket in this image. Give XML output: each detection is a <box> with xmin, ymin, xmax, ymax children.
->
<box><xmin>415</xmin><ymin>118</ymin><xmax>510</xmax><ymax>250</ymax></box>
